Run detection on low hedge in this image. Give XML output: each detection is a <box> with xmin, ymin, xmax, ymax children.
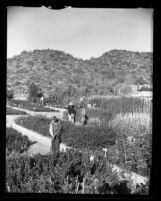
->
<box><xmin>6</xmin><ymin>127</ymin><xmax>33</xmax><ymax>154</ymax></box>
<box><xmin>6</xmin><ymin>107</ymin><xmax>28</xmax><ymax>115</ymax></box>
<box><xmin>15</xmin><ymin>115</ymin><xmax>116</xmax><ymax>150</ymax></box>
<box><xmin>7</xmin><ymin>100</ymin><xmax>59</xmax><ymax>112</ymax></box>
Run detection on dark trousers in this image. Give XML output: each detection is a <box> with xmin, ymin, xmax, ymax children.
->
<box><xmin>51</xmin><ymin>136</ymin><xmax>60</xmax><ymax>157</ymax></box>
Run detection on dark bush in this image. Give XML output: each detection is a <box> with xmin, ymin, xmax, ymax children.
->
<box><xmin>6</xmin><ymin>128</ymin><xmax>33</xmax><ymax>154</ymax></box>
<box><xmin>27</xmin><ymin>82</ymin><xmax>40</xmax><ymax>99</ymax></box>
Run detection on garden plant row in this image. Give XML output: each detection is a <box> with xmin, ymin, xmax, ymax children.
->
<box><xmin>6</xmin><ymin>106</ymin><xmax>28</xmax><ymax>115</ymax></box>
<box><xmin>7</xmin><ymin>99</ymin><xmax>59</xmax><ymax>112</ymax></box>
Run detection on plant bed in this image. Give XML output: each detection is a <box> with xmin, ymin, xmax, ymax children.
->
<box><xmin>63</xmin><ymin>96</ymin><xmax>151</xmax><ymax>125</ymax></box>
<box><xmin>6</xmin><ymin>127</ymin><xmax>34</xmax><ymax>154</ymax></box>
<box><xmin>6</xmin><ymin>106</ymin><xmax>28</xmax><ymax>115</ymax></box>
<box><xmin>7</xmin><ymin>99</ymin><xmax>59</xmax><ymax>112</ymax></box>
<box><xmin>6</xmin><ymin>149</ymin><xmax>149</xmax><ymax>194</ymax></box>
<box><xmin>108</xmin><ymin>112</ymin><xmax>151</xmax><ymax>137</ymax></box>
<box><xmin>109</xmin><ymin>135</ymin><xmax>152</xmax><ymax>178</ymax></box>
<box><xmin>15</xmin><ymin>115</ymin><xmax>116</xmax><ymax>151</ymax></box>
<box><xmin>88</xmin><ymin>96</ymin><xmax>151</xmax><ymax>114</ymax></box>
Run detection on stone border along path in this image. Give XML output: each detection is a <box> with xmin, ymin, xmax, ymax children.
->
<box><xmin>6</xmin><ymin>105</ymin><xmax>148</xmax><ymax>187</ymax></box>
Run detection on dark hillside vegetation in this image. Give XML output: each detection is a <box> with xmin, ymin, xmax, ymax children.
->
<box><xmin>7</xmin><ymin>49</ymin><xmax>152</xmax><ymax>100</ymax></box>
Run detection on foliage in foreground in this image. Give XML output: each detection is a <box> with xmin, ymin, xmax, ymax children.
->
<box><xmin>6</xmin><ymin>149</ymin><xmax>149</xmax><ymax>194</ymax></box>
<box><xmin>107</xmin><ymin>134</ymin><xmax>152</xmax><ymax>177</ymax></box>
<box><xmin>6</xmin><ymin>128</ymin><xmax>34</xmax><ymax>154</ymax></box>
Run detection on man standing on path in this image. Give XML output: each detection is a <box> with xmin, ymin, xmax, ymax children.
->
<box><xmin>40</xmin><ymin>95</ymin><xmax>45</xmax><ymax>106</ymax></box>
<box><xmin>49</xmin><ymin>116</ymin><xmax>63</xmax><ymax>157</ymax></box>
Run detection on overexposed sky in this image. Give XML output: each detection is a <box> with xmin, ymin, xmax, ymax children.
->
<box><xmin>7</xmin><ymin>7</ymin><xmax>153</xmax><ymax>59</ymax></box>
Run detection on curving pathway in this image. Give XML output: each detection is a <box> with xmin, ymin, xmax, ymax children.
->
<box><xmin>6</xmin><ymin>105</ymin><xmax>69</xmax><ymax>155</ymax></box>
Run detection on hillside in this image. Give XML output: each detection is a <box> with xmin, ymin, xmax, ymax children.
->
<box><xmin>7</xmin><ymin>49</ymin><xmax>152</xmax><ymax>99</ymax></box>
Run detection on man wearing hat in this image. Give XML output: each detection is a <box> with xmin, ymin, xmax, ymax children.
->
<box><xmin>67</xmin><ymin>102</ymin><xmax>76</xmax><ymax>123</ymax></box>
<box><xmin>49</xmin><ymin>116</ymin><xmax>63</xmax><ymax>156</ymax></box>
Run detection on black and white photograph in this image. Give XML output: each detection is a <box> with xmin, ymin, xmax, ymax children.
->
<box><xmin>6</xmin><ymin>5</ymin><xmax>153</xmax><ymax>195</ymax></box>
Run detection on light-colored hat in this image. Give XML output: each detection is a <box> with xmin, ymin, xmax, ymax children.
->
<box><xmin>69</xmin><ymin>102</ymin><xmax>74</xmax><ymax>106</ymax></box>
<box><xmin>80</xmin><ymin>97</ymin><xmax>85</xmax><ymax>102</ymax></box>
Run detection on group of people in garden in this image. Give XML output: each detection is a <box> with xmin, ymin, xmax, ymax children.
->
<box><xmin>49</xmin><ymin>96</ymin><xmax>89</xmax><ymax>156</ymax></box>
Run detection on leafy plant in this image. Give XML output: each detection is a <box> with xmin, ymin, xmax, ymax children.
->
<box><xmin>6</xmin><ymin>128</ymin><xmax>33</xmax><ymax>154</ymax></box>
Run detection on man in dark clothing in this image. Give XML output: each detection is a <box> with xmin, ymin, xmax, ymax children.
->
<box><xmin>49</xmin><ymin>116</ymin><xmax>62</xmax><ymax>157</ymax></box>
<box><xmin>67</xmin><ymin>102</ymin><xmax>76</xmax><ymax>123</ymax></box>
<box><xmin>81</xmin><ymin>114</ymin><xmax>89</xmax><ymax>126</ymax></box>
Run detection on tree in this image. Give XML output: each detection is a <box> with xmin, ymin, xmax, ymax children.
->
<box><xmin>28</xmin><ymin>82</ymin><xmax>39</xmax><ymax>99</ymax></box>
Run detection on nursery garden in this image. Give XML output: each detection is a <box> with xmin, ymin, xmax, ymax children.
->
<box><xmin>6</xmin><ymin>96</ymin><xmax>152</xmax><ymax>194</ymax></box>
